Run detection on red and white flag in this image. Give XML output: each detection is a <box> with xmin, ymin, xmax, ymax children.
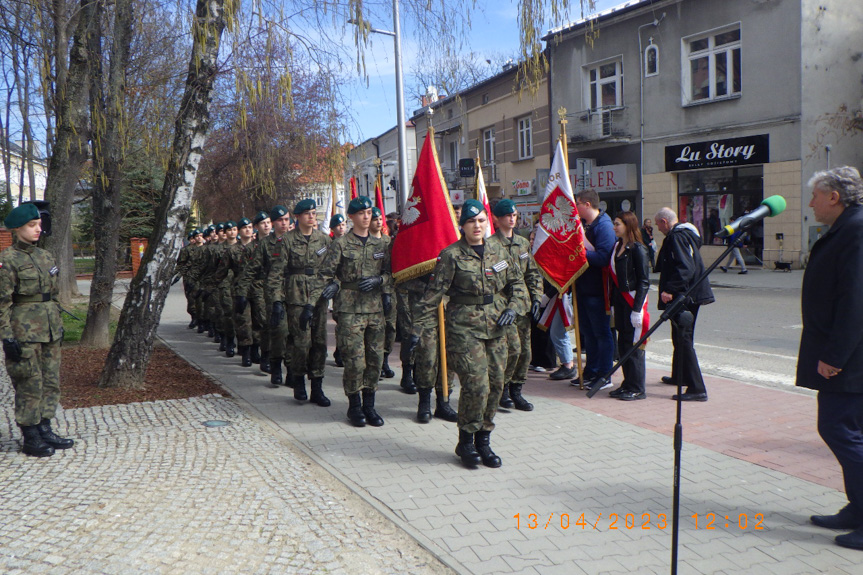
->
<box><xmin>349</xmin><ymin>176</ymin><xmax>358</xmax><ymax>200</ymax></box>
<box><xmin>532</xmin><ymin>140</ymin><xmax>588</xmax><ymax>293</ymax></box>
<box><xmin>475</xmin><ymin>156</ymin><xmax>495</xmax><ymax>237</ymax></box>
<box><xmin>374</xmin><ymin>180</ymin><xmax>389</xmax><ymax>236</ymax></box>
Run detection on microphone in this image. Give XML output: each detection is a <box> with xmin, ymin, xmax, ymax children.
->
<box><xmin>715</xmin><ymin>195</ymin><xmax>786</xmax><ymax>238</ymax></box>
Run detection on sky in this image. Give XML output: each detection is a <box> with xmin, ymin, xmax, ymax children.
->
<box><xmin>344</xmin><ymin>0</ymin><xmax>624</xmax><ymax>144</ymax></box>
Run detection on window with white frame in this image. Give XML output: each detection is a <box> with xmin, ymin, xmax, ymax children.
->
<box><xmin>448</xmin><ymin>140</ymin><xmax>458</xmax><ymax>169</ymax></box>
<box><xmin>683</xmin><ymin>25</ymin><xmax>741</xmax><ymax>104</ymax></box>
<box><xmin>483</xmin><ymin>128</ymin><xmax>495</xmax><ymax>165</ymax></box>
<box><xmin>585</xmin><ymin>58</ymin><xmax>623</xmax><ymax>110</ymax></box>
<box><xmin>517</xmin><ymin>116</ymin><xmax>532</xmax><ymax>160</ymax></box>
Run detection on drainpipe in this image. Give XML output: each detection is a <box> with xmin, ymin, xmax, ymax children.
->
<box><xmin>638</xmin><ymin>13</ymin><xmax>665</xmax><ymax>216</ymax></box>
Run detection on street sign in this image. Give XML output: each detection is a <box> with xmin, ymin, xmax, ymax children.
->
<box><xmin>459</xmin><ymin>158</ymin><xmax>476</xmax><ymax>178</ymax></box>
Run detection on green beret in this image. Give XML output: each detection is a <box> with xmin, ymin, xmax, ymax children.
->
<box><xmin>347</xmin><ymin>196</ymin><xmax>373</xmax><ymax>215</ymax></box>
<box><xmin>215</xmin><ymin>222</ymin><xmax>225</xmax><ymax>231</ymax></box>
<box><xmin>237</xmin><ymin>217</ymin><xmax>252</xmax><ymax>228</ymax></box>
<box><xmin>459</xmin><ymin>199</ymin><xmax>485</xmax><ymax>226</ymax></box>
<box><xmin>253</xmin><ymin>211</ymin><xmax>269</xmax><ymax>225</ymax></box>
<box><xmin>293</xmin><ymin>199</ymin><xmax>316</xmax><ymax>215</ymax></box>
<box><xmin>187</xmin><ymin>230</ymin><xmax>197</xmax><ymax>240</ymax></box>
<box><xmin>270</xmin><ymin>205</ymin><xmax>288</xmax><ymax>220</ymax></box>
<box><xmin>4</xmin><ymin>203</ymin><xmax>41</xmax><ymax>229</ymax></box>
<box><xmin>493</xmin><ymin>199</ymin><xmax>516</xmax><ymax>217</ymax></box>
<box><xmin>329</xmin><ymin>214</ymin><xmax>345</xmax><ymax>228</ymax></box>
<box><xmin>372</xmin><ymin>207</ymin><xmax>382</xmax><ymax>218</ymax></box>
<box><xmin>224</xmin><ymin>220</ymin><xmax>237</xmax><ymax>229</ymax></box>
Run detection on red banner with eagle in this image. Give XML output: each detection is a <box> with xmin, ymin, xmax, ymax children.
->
<box><xmin>532</xmin><ymin>140</ymin><xmax>589</xmax><ymax>293</ymax></box>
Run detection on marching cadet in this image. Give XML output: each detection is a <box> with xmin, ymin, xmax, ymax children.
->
<box><xmin>213</xmin><ymin>218</ymin><xmax>251</xmax><ymax>362</ymax></box>
<box><xmin>410</xmin><ymin>199</ymin><xmax>523</xmax><ymax>468</ymax></box>
<box><xmin>198</xmin><ymin>222</ymin><xmax>226</xmax><ymax>342</ymax></box>
<box><xmin>215</xmin><ymin>221</ymin><xmax>239</xmax><ymax>356</ymax></box>
<box><xmin>191</xmin><ymin>227</ymin><xmax>213</xmax><ymax>334</ymax></box>
<box><xmin>370</xmin><ymin>207</ymin><xmax>396</xmax><ymax>379</ymax></box>
<box><xmin>316</xmin><ymin>196</ymin><xmax>392</xmax><ymax>427</ymax></box>
<box><xmin>272</xmin><ymin>199</ymin><xmax>331</xmax><ymax>405</ymax></box>
<box><xmin>329</xmin><ymin>213</ymin><xmax>347</xmax><ymax>366</ymax></box>
<box><xmin>491</xmin><ymin>199</ymin><xmax>543</xmax><ymax>411</ymax></box>
<box><xmin>176</xmin><ymin>229</ymin><xmax>202</xmax><ymax>328</ymax></box>
<box><xmin>235</xmin><ymin>212</ymin><xmax>271</xmax><ymax>369</ymax></box>
<box><xmin>0</xmin><ymin>203</ymin><xmax>74</xmax><ymax>457</ymax></box>
<box><xmin>262</xmin><ymin>206</ymin><xmax>293</xmax><ymax>386</ymax></box>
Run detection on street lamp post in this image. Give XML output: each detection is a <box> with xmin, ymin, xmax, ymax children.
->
<box><xmin>349</xmin><ymin>0</ymin><xmax>409</xmax><ymax>214</ymax></box>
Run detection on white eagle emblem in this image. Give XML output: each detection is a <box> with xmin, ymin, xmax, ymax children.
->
<box><xmin>402</xmin><ymin>195</ymin><xmax>422</xmax><ymax>225</ymax></box>
<box><xmin>540</xmin><ymin>194</ymin><xmax>577</xmax><ymax>235</ymax></box>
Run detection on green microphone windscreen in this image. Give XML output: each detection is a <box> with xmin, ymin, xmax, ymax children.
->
<box><xmin>760</xmin><ymin>195</ymin><xmax>786</xmax><ymax>216</ymax></box>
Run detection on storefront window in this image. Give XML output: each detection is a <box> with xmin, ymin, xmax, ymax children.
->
<box><xmin>678</xmin><ymin>166</ymin><xmax>763</xmax><ymax>255</ymax></box>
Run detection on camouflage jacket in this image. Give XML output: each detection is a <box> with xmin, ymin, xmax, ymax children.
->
<box><xmin>259</xmin><ymin>232</ymin><xmax>289</xmax><ymax>303</ymax></box>
<box><xmin>176</xmin><ymin>243</ymin><xmax>197</xmax><ymax>278</ymax></box>
<box><xmin>191</xmin><ymin>242</ymin><xmax>224</xmax><ymax>289</ymax></box>
<box><xmin>186</xmin><ymin>242</ymin><xmax>209</xmax><ymax>286</ymax></box>
<box><xmin>415</xmin><ymin>237</ymin><xmax>523</xmax><ymax>343</ymax></box>
<box><xmin>212</xmin><ymin>241</ymin><xmax>251</xmax><ymax>293</ymax></box>
<box><xmin>232</xmin><ymin>239</ymin><xmax>263</xmax><ymax>297</ymax></box>
<box><xmin>0</xmin><ymin>239</ymin><xmax>63</xmax><ymax>343</ymax></box>
<box><xmin>268</xmin><ymin>228</ymin><xmax>331</xmax><ymax>306</ymax></box>
<box><xmin>490</xmin><ymin>230</ymin><xmax>543</xmax><ymax>316</ymax></box>
<box><xmin>315</xmin><ymin>232</ymin><xmax>392</xmax><ymax>314</ymax></box>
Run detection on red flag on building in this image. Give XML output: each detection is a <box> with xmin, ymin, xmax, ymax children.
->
<box><xmin>392</xmin><ymin>128</ymin><xmax>460</xmax><ymax>282</ymax></box>
<box><xmin>475</xmin><ymin>155</ymin><xmax>495</xmax><ymax>237</ymax></box>
<box><xmin>532</xmin><ymin>140</ymin><xmax>589</xmax><ymax>293</ymax></box>
<box><xmin>374</xmin><ymin>180</ymin><xmax>389</xmax><ymax>236</ymax></box>
<box><xmin>349</xmin><ymin>176</ymin><xmax>358</xmax><ymax>200</ymax></box>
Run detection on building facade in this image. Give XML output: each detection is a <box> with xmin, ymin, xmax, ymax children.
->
<box><xmin>346</xmin><ymin>123</ymin><xmax>417</xmax><ymax>216</ymax></box>
<box><xmin>546</xmin><ymin>0</ymin><xmax>863</xmax><ymax>267</ymax></box>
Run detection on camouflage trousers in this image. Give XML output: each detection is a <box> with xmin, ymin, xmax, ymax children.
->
<box><xmin>205</xmin><ymin>289</ymin><xmax>221</xmax><ymax>330</ymax></box>
<box><xmin>183</xmin><ymin>280</ymin><xmax>196</xmax><ymax>316</ymax></box>
<box><xmin>219</xmin><ymin>286</ymin><xmax>235</xmax><ymax>338</ymax></box>
<box><xmin>447</xmin><ymin>335</ymin><xmax>506</xmax><ymax>433</ymax></box>
<box><xmin>383</xmin><ymin>303</ymin><xmax>397</xmax><ymax>355</ymax></box>
<box><xmin>400</xmin><ymin>289</ymin><xmax>444</xmax><ymax>394</ymax></box>
<box><xmin>336</xmin><ymin>312</ymin><xmax>384</xmax><ymax>395</ymax></box>
<box><xmin>288</xmin><ymin>301</ymin><xmax>328</xmax><ymax>379</ymax></box>
<box><xmin>268</xmin><ymin>299</ymin><xmax>293</xmax><ymax>373</ymax></box>
<box><xmin>248</xmin><ymin>289</ymin><xmax>266</xmax><ymax>352</ymax></box>
<box><xmin>8</xmin><ymin>339</ymin><xmax>62</xmax><ymax>426</ymax></box>
<box><xmin>504</xmin><ymin>314</ymin><xmax>532</xmax><ymax>385</ymax></box>
<box><xmin>195</xmin><ymin>292</ymin><xmax>207</xmax><ymax>323</ymax></box>
<box><xmin>234</xmin><ymin>301</ymin><xmax>253</xmax><ymax>347</ymax></box>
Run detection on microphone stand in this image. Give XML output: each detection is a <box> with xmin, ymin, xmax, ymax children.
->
<box><xmin>586</xmin><ymin>229</ymin><xmax>750</xmax><ymax>575</ymax></box>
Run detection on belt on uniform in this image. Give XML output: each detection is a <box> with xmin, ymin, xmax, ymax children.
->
<box><xmin>288</xmin><ymin>267</ymin><xmax>315</xmax><ymax>276</ymax></box>
<box><xmin>340</xmin><ymin>281</ymin><xmax>360</xmax><ymax>290</ymax></box>
<box><xmin>13</xmin><ymin>293</ymin><xmax>52</xmax><ymax>303</ymax></box>
<box><xmin>449</xmin><ymin>294</ymin><xmax>494</xmax><ymax>305</ymax></box>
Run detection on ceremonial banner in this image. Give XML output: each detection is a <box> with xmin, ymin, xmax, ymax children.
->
<box><xmin>320</xmin><ymin>184</ymin><xmax>333</xmax><ymax>234</ymax></box>
<box><xmin>374</xmin><ymin>180</ymin><xmax>389</xmax><ymax>235</ymax></box>
<box><xmin>349</xmin><ymin>176</ymin><xmax>358</xmax><ymax>200</ymax></box>
<box><xmin>475</xmin><ymin>157</ymin><xmax>495</xmax><ymax>237</ymax></box>
<box><xmin>532</xmin><ymin>140</ymin><xmax>589</xmax><ymax>293</ymax></box>
<box><xmin>392</xmin><ymin>128</ymin><xmax>460</xmax><ymax>282</ymax></box>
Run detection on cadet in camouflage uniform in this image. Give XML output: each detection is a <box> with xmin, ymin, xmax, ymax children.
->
<box><xmin>262</xmin><ymin>205</ymin><xmax>293</xmax><ymax>386</ymax></box>
<box><xmin>194</xmin><ymin>227</ymin><xmax>215</xmax><ymax>334</ymax></box>
<box><xmin>491</xmin><ymin>199</ymin><xmax>543</xmax><ymax>411</ymax></box>
<box><xmin>176</xmin><ymin>229</ymin><xmax>202</xmax><ymax>328</ymax></box>
<box><xmin>370</xmin><ymin>207</ymin><xmax>396</xmax><ymax>379</ymax></box>
<box><xmin>270</xmin><ymin>199</ymin><xmax>332</xmax><ymax>405</ymax></box>
<box><xmin>235</xmin><ymin>211</ymin><xmax>272</xmax><ymax>371</ymax></box>
<box><xmin>195</xmin><ymin>222</ymin><xmax>226</xmax><ymax>342</ymax></box>
<box><xmin>214</xmin><ymin>221</ymin><xmax>239</xmax><ymax>356</ymax></box>
<box><xmin>411</xmin><ymin>199</ymin><xmax>523</xmax><ymax>468</ymax></box>
<box><xmin>0</xmin><ymin>203</ymin><xmax>74</xmax><ymax>457</ymax></box>
<box><xmin>315</xmin><ymin>196</ymin><xmax>392</xmax><ymax>427</ymax></box>
<box><xmin>329</xmin><ymin>213</ymin><xmax>347</xmax><ymax>367</ymax></box>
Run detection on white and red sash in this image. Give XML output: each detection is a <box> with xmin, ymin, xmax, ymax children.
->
<box><xmin>537</xmin><ymin>292</ymin><xmax>574</xmax><ymax>332</ymax></box>
<box><xmin>608</xmin><ymin>244</ymin><xmax>650</xmax><ymax>347</ymax></box>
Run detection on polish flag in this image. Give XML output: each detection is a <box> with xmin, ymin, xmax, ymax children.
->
<box><xmin>532</xmin><ymin>140</ymin><xmax>588</xmax><ymax>293</ymax></box>
<box><xmin>475</xmin><ymin>157</ymin><xmax>495</xmax><ymax>237</ymax></box>
<box><xmin>349</xmin><ymin>176</ymin><xmax>358</xmax><ymax>200</ymax></box>
<box><xmin>374</xmin><ymin>180</ymin><xmax>389</xmax><ymax>235</ymax></box>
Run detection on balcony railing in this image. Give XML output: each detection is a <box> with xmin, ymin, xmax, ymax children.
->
<box><xmin>568</xmin><ymin>107</ymin><xmax>630</xmax><ymax>144</ymax></box>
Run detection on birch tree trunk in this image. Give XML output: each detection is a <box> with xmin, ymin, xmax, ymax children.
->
<box><xmin>99</xmin><ymin>0</ymin><xmax>230</xmax><ymax>388</ymax></box>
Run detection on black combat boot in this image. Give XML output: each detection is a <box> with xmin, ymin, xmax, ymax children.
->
<box><xmin>224</xmin><ymin>335</ymin><xmax>236</xmax><ymax>358</ymax></box>
<box><xmin>499</xmin><ymin>383</ymin><xmax>515</xmax><ymax>409</ymax></box>
<box><xmin>380</xmin><ymin>353</ymin><xmax>395</xmax><ymax>379</ymax></box>
<box><xmin>240</xmin><ymin>345</ymin><xmax>252</xmax><ymax>367</ymax></box>
<box><xmin>474</xmin><ymin>430</ymin><xmax>502</xmax><ymax>468</ymax></box>
<box><xmin>37</xmin><ymin>419</ymin><xmax>74</xmax><ymax>449</ymax></box>
<box><xmin>400</xmin><ymin>363</ymin><xmax>417</xmax><ymax>394</ymax></box>
<box><xmin>293</xmin><ymin>375</ymin><xmax>308</xmax><ymax>401</ymax></box>
<box><xmin>259</xmin><ymin>351</ymin><xmax>271</xmax><ymax>374</ymax></box>
<box><xmin>347</xmin><ymin>393</ymin><xmax>366</xmax><ymax>427</ymax></box>
<box><xmin>416</xmin><ymin>388</ymin><xmax>433</xmax><ymax>423</ymax></box>
<box><xmin>197</xmin><ymin>320</ymin><xmax>207</xmax><ymax>334</ymax></box>
<box><xmin>19</xmin><ymin>425</ymin><xmax>54</xmax><ymax>457</ymax></box>
<box><xmin>454</xmin><ymin>429</ymin><xmax>481</xmax><ymax>468</ymax></box>
<box><xmin>188</xmin><ymin>315</ymin><xmax>197</xmax><ymax>329</ymax></box>
<box><xmin>250</xmin><ymin>344</ymin><xmax>261</xmax><ymax>364</ymax></box>
<box><xmin>361</xmin><ymin>389</ymin><xmax>385</xmax><ymax>427</ymax></box>
<box><xmin>207</xmin><ymin>322</ymin><xmax>215</xmax><ymax>338</ymax></box>
<box><xmin>333</xmin><ymin>348</ymin><xmax>344</xmax><ymax>367</ymax></box>
<box><xmin>310</xmin><ymin>378</ymin><xmax>331</xmax><ymax>407</ymax></box>
<box><xmin>270</xmin><ymin>360</ymin><xmax>283</xmax><ymax>387</ymax></box>
<box><xmin>509</xmin><ymin>383</ymin><xmax>534</xmax><ymax>411</ymax></box>
<box><xmin>434</xmin><ymin>392</ymin><xmax>458</xmax><ymax>422</ymax></box>
<box><xmin>283</xmin><ymin>364</ymin><xmax>294</xmax><ymax>388</ymax></box>
<box><xmin>217</xmin><ymin>332</ymin><xmax>226</xmax><ymax>351</ymax></box>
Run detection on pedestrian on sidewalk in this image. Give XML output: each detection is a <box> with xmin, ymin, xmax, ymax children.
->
<box><xmin>719</xmin><ymin>221</ymin><xmax>748</xmax><ymax>274</ymax></box>
<box><xmin>654</xmin><ymin>207</ymin><xmax>714</xmax><ymax>401</ymax></box>
<box><xmin>797</xmin><ymin>166</ymin><xmax>863</xmax><ymax>551</ymax></box>
<box><xmin>0</xmin><ymin>203</ymin><xmax>74</xmax><ymax>457</ymax></box>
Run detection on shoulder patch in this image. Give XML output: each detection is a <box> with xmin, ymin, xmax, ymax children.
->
<box><xmin>373</xmin><ymin>251</ymin><xmax>385</xmax><ymax>260</ymax></box>
<box><xmin>315</xmin><ymin>246</ymin><xmax>327</xmax><ymax>256</ymax></box>
<box><xmin>49</xmin><ymin>266</ymin><xmax>59</xmax><ymax>276</ymax></box>
<box><xmin>492</xmin><ymin>260</ymin><xmax>508</xmax><ymax>272</ymax></box>
<box><xmin>519</xmin><ymin>252</ymin><xmax>529</xmax><ymax>260</ymax></box>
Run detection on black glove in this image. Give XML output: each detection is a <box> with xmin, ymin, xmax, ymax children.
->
<box><xmin>171</xmin><ymin>274</ymin><xmax>181</xmax><ymax>285</ymax></box>
<box><xmin>321</xmin><ymin>282</ymin><xmax>339</xmax><ymax>301</ymax></box>
<box><xmin>234</xmin><ymin>295</ymin><xmax>247</xmax><ymax>314</ymax></box>
<box><xmin>270</xmin><ymin>301</ymin><xmax>285</xmax><ymax>327</ymax></box>
<box><xmin>530</xmin><ymin>300</ymin><xmax>542</xmax><ymax>322</ymax></box>
<box><xmin>382</xmin><ymin>293</ymin><xmax>392</xmax><ymax>314</ymax></box>
<box><xmin>358</xmin><ymin>276</ymin><xmax>383</xmax><ymax>292</ymax></box>
<box><xmin>2</xmin><ymin>338</ymin><xmax>22</xmax><ymax>363</ymax></box>
<box><xmin>299</xmin><ymin>304</ymin><xmax>314</xmax><ymax>331</ymax></box>
<box><xmin>400</xmin><ymin>334</ymin><xmax>420</xmax><ymax>365</ymax></box>
<box><xmin>496</xmin><ymin>308</ymin><xmax>517</xmax><ymax>327</ymax></box>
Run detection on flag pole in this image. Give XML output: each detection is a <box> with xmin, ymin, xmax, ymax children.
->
<box><xmin>558</xmin><ymin>107</ymin><xmax>585</xmax><ymax>390</ymax></box>
<box><xmin>438</xmin><ymin>302</ymin><xmax>448</xmax><ymax>399</ymax></box>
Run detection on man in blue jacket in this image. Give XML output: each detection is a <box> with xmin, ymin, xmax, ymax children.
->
<box><xmin>571</xmin><ymin>190</ymin><xmax>616</xmax><ymax>391</ymax></box>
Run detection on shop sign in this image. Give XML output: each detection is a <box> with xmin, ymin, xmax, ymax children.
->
<box><xmin>574</xmin><ymin>163</ymin><xmax>636</xmax><ymax>192</ymax></box>
<box><xmin>665</xmin><ymin>134</ymin><xmax>769</xmax><ymax>171</ymax></box>
<box><xmin>458</xmin><ymin>158</ymin><xmax>476</xmax><ymax>178</ymax></box>
<box><xmin>512</xmin><ymin>179</ymin><xmax>534</xmax><ymax>196</ymax></box>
